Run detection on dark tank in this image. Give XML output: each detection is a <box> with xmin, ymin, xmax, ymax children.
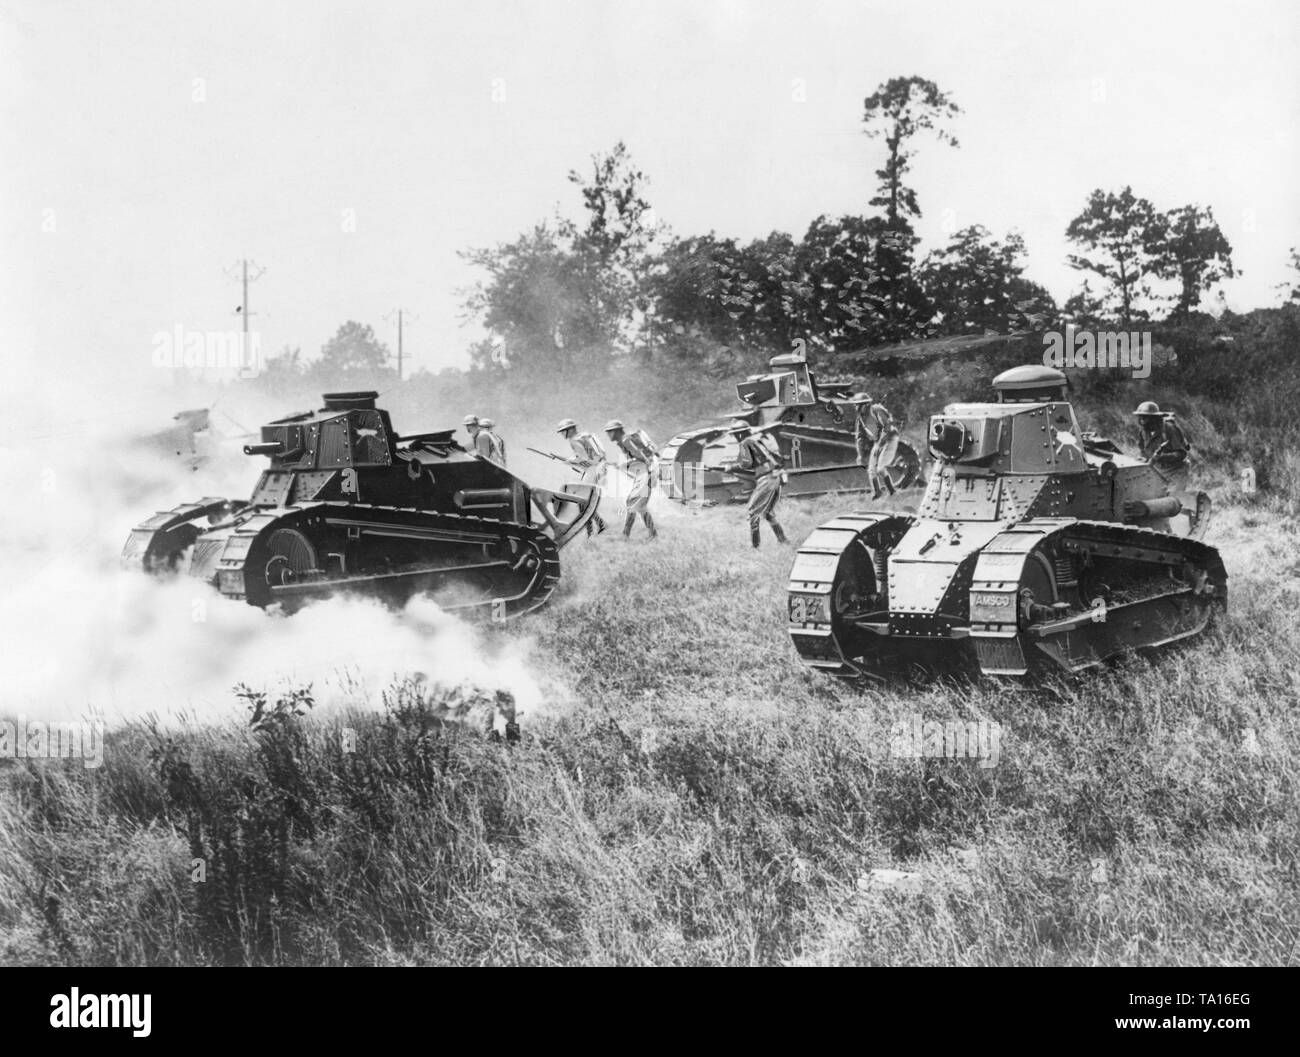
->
<box><xmin>123</xmin><ymin>392</ymin><xmax>600</xmax><ymax>618</ymax></box>
<box><xmin>659</xmin><ymin>349</ymin><xmax>921</xmax><ymax>504</ymax></box>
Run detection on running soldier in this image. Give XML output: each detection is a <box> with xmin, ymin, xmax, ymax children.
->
<box><xmin>728</xmin><ymin>421</ymin><xmax>787</xmax><ymax>548</ymax></box>
<box><xmin>479</xmin><ymin>417</ymin><xmax>507</xmax><ymax>467</ymax></box>
<box><xmin>1134</xmin><ymin>400</ymin><xmax>1191</xmax><ymax>492</ymax></box>
<box><xmin>853</xmin><ymin>393</ymin><xmax>900</xmax><ymax>499</ymax></box>
<box><xmin>556</xmin><ymin>418</ymin><xmax>607</xmax><ymax>535</ymax></box>
<box><xmin>604</xmin><ymin>419</ymin><xmax>658</xmax><ymax>539</ymax></box>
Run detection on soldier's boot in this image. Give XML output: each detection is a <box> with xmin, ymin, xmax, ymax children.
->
<box><xmin>871</xmin><ymin>481</ymin><xmax>883</xmax><ymax>500</ymax></box>
<box><xmin>642</xmin><ymin>513</ymin><xmax>658</xmax><ymax>539</ymax></box>
<box><xmin>882</xmin><ymin>472</ymin><xmax>896</xmax><ymax>496</ymax></box>
<box><xmin>623</xmin><ymin>513</ymin><xmax>636</xmax><ymax>538</ymax></box>
<box><xmin>750</xmin><ymin>522</ymin><xmax>762</xmax><ymax>549</ymax></box>
<box><xmin>770</xmin><ymin>519</ymin><xmax>788</xmax><ymax>544</ymax></box>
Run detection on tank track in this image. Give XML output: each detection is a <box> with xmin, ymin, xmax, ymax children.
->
<box><xmin>787</xmin><ymin>514</ymin><xmax>1226</xmax><ymax>678</ymax></box>
<box><xmin>124</xmin><ymin>500</ymin><xmax>561</xmax><ymax>620</ymax></box>
<box><xmin>786</xmin><ymin>512</ymin><xmax>914</xmax><ymax>677</ymax></box>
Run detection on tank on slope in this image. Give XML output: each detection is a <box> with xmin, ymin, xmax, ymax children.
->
<box><xmin>658</xmin><ymin>349</ymin><xmax>921</xmax><ymax>504</ymax></box>
<box><xmin>122</xmin><ymin>391</ymin><xmax>600</xmax><ymax>618</ymax></box>
<box><xmin>786</xmin><ymin>365</ymin><xmax>1224</xmax><ymax>678</ymax></box>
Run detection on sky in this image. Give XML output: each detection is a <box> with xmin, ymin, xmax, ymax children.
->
<box><xmin>2</xmin><ymin>0</ymin><xmax>1297</xmax><ymax>407</ymax></box>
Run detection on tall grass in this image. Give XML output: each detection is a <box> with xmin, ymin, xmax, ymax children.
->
<box><xmin>3</xmin><ymin>486</ymin><xmax>1297</xmax><ymax>966</ymax></box>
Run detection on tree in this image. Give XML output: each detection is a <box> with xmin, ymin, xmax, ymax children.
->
<box><xmin>319</xmin><ymin>322</ymin><xmax>390</xmax><ymax>374</ymax></box>
<box><xmin>460</xmin><ymin>223</ymin><xmax>611</xmax><ymax>377</ymax></box>
<box><xmin>792</xmin><ymin>214</ymin><xmax>930</xmax><ymax>349</ymax></box>
<box><xmin>646</xmin><ymin>231</ymin><xmax>802</xmax><ymax>374</ymax></box>
<box><xmin>862</xmin><ymin>76</ymin><xmax>961</xmax><ymax>230</ymax></box>
<box><xmin>1278</xmin><ymin>247</ymin><xmax>1300</xmax><ymax>304</ymax></box>
<box><xmin>461</xmin><ymin>143</ymin><xmax>663</xmax><ymax>377</ymax></box>
<box><xmin>918</xmin><ymin>226</ymin><xmax>1056</xmax><ymax>335</ymax></box>
<box><xmin>1065</xmin><ymin>187</ymin><xmax>1166</xmax><ymax>326</ymax></box>
<box><xmin>1153</xmin><ymin>205</ymin><xmax>1234</xmax><ymax>316</ymax></box>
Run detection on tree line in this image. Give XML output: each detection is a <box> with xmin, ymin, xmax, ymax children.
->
<box><xmin>459</xmin><ymin>75</ymin><xmax>1249</xmax><ymax>380</ymax></box>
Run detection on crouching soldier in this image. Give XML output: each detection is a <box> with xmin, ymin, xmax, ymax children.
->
<box><xmin>556</xmin><ymin>417</ymin><xmax>607</xmax><ymax>535</ymax></box>
<box><xmin>604</xmin><ymin>419</ymin><xmax>658</xmax><ymax>539</ymax></box>
<box><xmin>729</xmin><ymin>421</ymin><xmax>787</xmax><ymax>548</ymax></box>
<box><xmin>853</xmin><ymin>394</ymin><xmax>900</xmax><ymax>499</ymax></box>
<box><xmin>1134</xmin><ymin>400</ymin><xmax>1191</xmax><ymax>493</ymax></box>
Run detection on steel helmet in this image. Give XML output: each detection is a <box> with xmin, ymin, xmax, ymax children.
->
<box><xmin>603</xmin><ymin>419</ymin><xmax>624</xmax><ymax>432</ymax></box>
<box><xmin>1133</xmin><ymin>401</ymin><xmax>1161</xmax><ymax>416</ymax></box>
<box><xmin>480</xmin><ymin>417</ymin><xmax>495</xmax><ymax>429</ymax></box>
<box><xmin>555</xmin><ymin>417</ymin><xmax>577</xmax><ymax>433</ymax></box>
<box><xmin>463</xmin><ymin>414</ymin><xmax>479</xmax><ymax>426</ymax></box>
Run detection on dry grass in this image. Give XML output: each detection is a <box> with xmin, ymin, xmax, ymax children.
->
<box><xmin>2</xmin><ymin>474</ymin><xmax>1298</xmax><ymax>966</ymax></box>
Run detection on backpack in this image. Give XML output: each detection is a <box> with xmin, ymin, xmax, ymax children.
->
<box><xmin>632</xmin><ymin>428</ymin><xmax>659</xmax><ymax>457</ymax></box>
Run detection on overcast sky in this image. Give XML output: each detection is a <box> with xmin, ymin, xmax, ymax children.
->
<box><xmin>2</xmin><ymin>0</ymin><xmax>1297</xmax><ymax>404</ymax></box>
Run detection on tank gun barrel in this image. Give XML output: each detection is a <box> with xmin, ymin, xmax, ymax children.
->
<box><xmin>243</xmin><ymin>441</ymin><xmax>282</xmax><ymax>457</ymax></box>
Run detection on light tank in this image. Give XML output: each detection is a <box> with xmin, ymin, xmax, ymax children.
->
<box><xmin>787</xmin><ymin>365</ymin><xmax>1224</xmax><ymax>677</ymax></box>
<box><xmin>659</xmin><ymin>349</ymin><xmax>921</xmax><ymax>503</ymax></box>
<box><xmin>123</xmin><ymin>392</ymin><xmax>600</xmax><ymax>618</ymax></box>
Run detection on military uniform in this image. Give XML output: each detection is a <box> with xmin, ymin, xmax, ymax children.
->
<box><xmin>734</xmin><ymin>430</ymin><xmax>787</xmax><ymax>547</ymax></box>
<box><xmin>479</xmin><ymin>419</ymin><xmax>507</xmax><ymax>467</ymax></box>
<box><xmin>562</xmin><ymin>426</ymin><xmax>608</xmax><ymax>535</ymax></box>
<box><xmin>606</xmin><ymin>422</ymin><xmax>658</xmax><ymax>538</ymax></box>
<box><xmin>1138</xmin><ymin>415</ymin><xmax>1191</xmax><ymax>492</ymax></box>
<box><xmin>854</xmin><ymin>400</ymin><xmax>899</xmax><ymax>498</ymax></box>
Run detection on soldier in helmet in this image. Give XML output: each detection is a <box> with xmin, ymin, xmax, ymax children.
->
<box><xmin>853</xmin><ymin>393</ymin><xmax>900</xmax><ymax>499</ymax></box>
<box><xmin>604</xmin><ymin>419</ymin><xmax>658</xmax><ymax>539</ymax></box>
<box><xmin>556</xmin><ymin>418</ymin><xmax>607</xmax><ymax>536</ymax></box>
<box><xmin>728</xmin><ymin>421</ymin><xmax>787</xmax><ymax>548</ymax></box>
<box><xmin>463</xmin><ymin>414</ymin><xmax>496</xmax><ymax>462</ymax></box>
<box><xmin>479</xmin><ymin>417</ymin><xmax>507</xmax><ymax>467</ymax></box>
<box><xmin>1134</xmin><ymin>400</ymin><xmax>1191</xmax><ymax>491</ymax></box>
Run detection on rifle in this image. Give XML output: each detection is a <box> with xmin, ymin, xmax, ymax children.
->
<box><xmin>527</xmin><ymin>446</ymin><xmax>633</xmax><ymax>480</ymax></box>
<box><xmin>527</xmin><ymin>446</ymin><xmax>571</xmax><ymax>465</ymax></box>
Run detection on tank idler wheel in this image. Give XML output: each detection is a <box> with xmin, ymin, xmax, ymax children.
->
<box><xmin>263</xmin><ymin>528</ymin><xmax>318</xmax><ymax>587</ymax></box>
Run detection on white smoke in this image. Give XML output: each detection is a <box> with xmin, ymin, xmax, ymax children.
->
<box><xmin>0</xmin><ymin>392</ymin><xmax>553</xmax><ymax>729</ymax></box>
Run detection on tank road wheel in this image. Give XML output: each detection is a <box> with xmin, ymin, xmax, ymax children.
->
<box><xmin>262</xmin><ymin>528</ymin><xmax>318</xmax><ymax>588</ymax></box>
<box><xmin>788</xmin><ymin>514</ymin><xmax>911</xmax><ymax>678</ymax></box>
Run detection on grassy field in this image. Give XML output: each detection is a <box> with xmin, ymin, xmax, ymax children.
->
<box><xmin>2</xmin><ymin>477</ymin><xmax>1299</xmax><ymax>966</ymax></box>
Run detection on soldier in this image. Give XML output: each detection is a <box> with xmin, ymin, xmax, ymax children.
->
<box><xmin>1134</xmin><ymin>400</ymin><xmax>1191</xmax><ymax>492</ymax></box>
<box><xmin>556</xmin><ymin>418</ymin><xmax>607</xmax><ymax>536</ymax></box>
<box><xmin>462</xmin><ymin>414</ymin><xmax>496</xmax><ymax>462</ymax></box>
<box><xmin>479</xmin><ymin>417</ymin><xmax>507</xmax><ymax>467</ymax></box>
<box><xmin>728</xmin><ymin>421</ymin><xmax>787</xmax><ymax>548</ymax></box>
<box><xmin>853</xmin><ymin>393</ymin><xmax>900</xmax><ymax>499</ymax></box>
<box><xmin>604</xmin><ymin>419</ymin><xmax>658</xmax><ymax>539</ymax></box>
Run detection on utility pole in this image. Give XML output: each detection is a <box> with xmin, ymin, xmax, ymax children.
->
<box><xmin>224</xmin><ymin>259</ymin><xmax>266</xmax><ymax>335</ymax></box>
<box><xmin>384</xmin><ymin>308</ymin><xmax>418</xmax><ymax>381</ymax></box>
